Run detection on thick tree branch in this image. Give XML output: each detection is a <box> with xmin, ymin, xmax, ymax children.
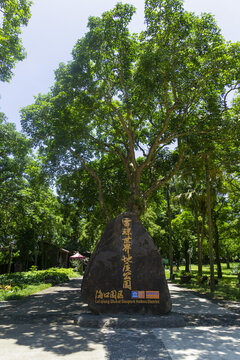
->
<box><xmin>161</xmin><ymin>127</ymin><xmax>220</xmax><ymax>145</ymax></box>
<box><xmin>88</xmin><ymin>132</ymin><xmax>133</xmax><ymax>186</ymax></box>
<box><xmin>142</xmin><ymin>138</ymin><xmax>184</xmax><ymax>200</ymax></box>
<box><xmin>136</xmin><ymin>80</ymin><xmax>179</xmax><ymax>178</ymax></box>
<box><xmin>225</xmin><ymin>176</ymin><xmax>240</xmax><ymax>192</ymax></box>
<box><xmin>136</xmin><ymin>107</ymin><xmax>175</xmax><ymax>179</ymax></box>
<box><xmin>138</xmin><ymin>144</ymin><xmax>148</xmax><ymax>157</ymax></box>
<box><xmin>224</xmin><ymin>85</ymin><xmax>240</xmax><ymax>109</ymax></box>
<box><xmin>108</xmin><ymin>102</ymin><xmax>137</xmax><ymax>169</ymax></box>
<box><xmin>68</xmin><ymin>148</ymin><xmax>110</xmax><ymax>221</ymax></box>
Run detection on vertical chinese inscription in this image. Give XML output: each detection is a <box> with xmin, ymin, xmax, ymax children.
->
<box><xmin>122</xmin><ymin>217</ymin><xmax>132</xmax><ymax>290</ymax></box>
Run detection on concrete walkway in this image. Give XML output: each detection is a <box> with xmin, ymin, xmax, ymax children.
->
<box><xmin>0</xmin><ymin>277</ymin><xmax>240</xmax><ymax>360</ymax></box>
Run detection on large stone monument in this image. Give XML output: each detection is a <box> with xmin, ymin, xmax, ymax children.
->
<box><xmin>81</xmin><ymin>212</ymin><xmax>172</xmax><ymax>314</ymax></box>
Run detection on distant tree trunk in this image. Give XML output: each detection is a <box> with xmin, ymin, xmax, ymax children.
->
<box><xmin>7</xmin><ymin>245</ymin><xmax>13</xmax><ymax>274</ymax></box>
<box><xmin>34</xmin><ymin>249</ymin><xmax>38</xmax><ymax>267</ymax></box>
<box><xmin>176</xmin><ymin>256</ymin><xmax>180</xmax><ymax>270</ymax></box>
<box><xmin>185</xmin><ymin>253</ymin><xmax>190</xmax><ymax>273</ymax></box>
<box><xmin>166</xmin><ymin>187</ymin><xmax>174</xmax><ymax>280</ymax></box>
<box><xmin>41</xmin><ymin>241</ymin><xmax>45</xmax><ymax>270</ymax></box>
<box><xmin>184</xmin><ymin>240</ymin><xmax>190</xmax><ymax>273</ymax></box>
<box><xmin>26</xmin><ymin>259</ymin><xmax>29</xmax><ymax>271</ymax></box>
<box><xmin>172</xmin><ymin>233</ymin><xmax>181</xmax><ymax>270</ymax></box>
<box><xmin>195</xmin><ymin>207</ymin><xmax>202</xmax><ymax>277</ymax></box>
<box><xmin>213</xmin><ymin>213</ymin><xmax>222</xmax><ymax>278</ymax></box>
<box><xmin>205</xmin><ymin>156</ymin><xmax>215</xmax><ymax>292</ymax></box>
<box><xmin>226</xmin><ymin>252</ymin><xmax>231</xmax><ymax>269</ymax></box>
<box><xmin>199</xmin><ymin>206</ymin><xmax>206</xmax><ymax>277</ymax></box>
<box><xmin>25</xmin><ymin>252</ymin><xmax>29</xmax><ymax>271</ymax></box>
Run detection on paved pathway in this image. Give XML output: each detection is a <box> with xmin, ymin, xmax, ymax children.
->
<box><xmin>0</xmin><ymin>277</ymin><xmax>239</xmax><ymax>359</ymax></box>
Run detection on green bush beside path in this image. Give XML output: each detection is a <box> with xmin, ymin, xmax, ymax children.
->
<box><xmin>0</xmin><ymin>267</ymin><xmax>81</xmax><ymax>301</ymax></box>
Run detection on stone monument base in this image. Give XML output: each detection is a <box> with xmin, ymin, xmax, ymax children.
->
<box><xmin>75</xmin><ymin>313</ymin><xmax>184</xmax><ymax>328</ymax></box>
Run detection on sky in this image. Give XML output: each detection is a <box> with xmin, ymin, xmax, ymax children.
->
<box><xmin>1</xmin><ymin>0</ymin><xmax>240</xmax><ymax>132</ymax></box>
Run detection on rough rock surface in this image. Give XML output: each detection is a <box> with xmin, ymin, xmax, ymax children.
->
<box><xmin>81</xmin><ymin>212</ymin><xmax>172</xmax><ymax>314</ymax></box>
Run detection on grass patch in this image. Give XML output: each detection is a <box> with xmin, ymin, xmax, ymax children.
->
<box><xmin>0</xmin><ymin>267</ymin><xmax>81</xmax><ymax>301</ymax></box>
<box><xmin>1</xmin><ymin>283</ymin><xmax>52</xmax><ymax>301</ymax></box>
<box><xmin>165</xmin><ymin>263</ymin><xmax>240</xmax><ymax>302</ymax></box>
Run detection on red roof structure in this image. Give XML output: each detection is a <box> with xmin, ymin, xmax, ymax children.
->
<box><xmin>70</xmin><ymin>252</ymin><xmax>85</xmax><ymax>260</ymax></box>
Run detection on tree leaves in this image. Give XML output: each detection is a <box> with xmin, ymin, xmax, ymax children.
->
<box><xmin>0</xmin><ymin>0</ymin><xmax>32</xmax><ymax>82</ymax></box>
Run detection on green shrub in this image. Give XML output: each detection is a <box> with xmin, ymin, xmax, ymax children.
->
<box><xmin>0</xmin><ymin>267</ymin><xmax>81</xmax><ymax>301</ymax></box>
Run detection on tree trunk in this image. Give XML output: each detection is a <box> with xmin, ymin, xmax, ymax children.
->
<box><xmin>205</xmin><ymin>156</ymin><xmax>215</xmax><ymax>293</ymax></box>
<box><xmin>199</xmin><ymin>206</ymin><xmax>206</xmax><ymax>277</ymax></box>
<box><xmin>34</xmin><ymin>250</ymin><xmax>38</xmax><ymax>267</ymax></box>
<box><xmin>184</xmin><ymin>240</ymin><xmax>190</xmax><ymax>273</ymax></box>
<box><xmin>41</xmin><ymin>241</ymin><xmax>45</xmax><ymax>270</ymax></box>
<box><xmin>7</xmin><ymin>245</ymin><xmax>13</xmax><ymax>274</ymax></box>
<box><xmin>213</xmin><ymin>213</ymin><xmax>222</xmax><ymax>278</ymax></box>
<box><xmin>25</xmin><ymin>252</ymin><xmax>29</xmax><ymax>271</ymax></box>
<box><xmin>195</xmin><ymin>207</ymin><xmax>201</xmax><ymax>277</ymax></box>
<box><xmin>127</xmin><ymin>179</ymin><xmax>144</xmax><ymax>217</ymax></box>
<box><xmin>166</xmin><ymin>187</ymin><xmax>174</xmax><ymax>280</ymax></box>
<box><xmin>185</xmin><ymin>252</ymin><xmax>190</xmax><ymax>273</ymax></box>
<box><xmin>226</xmin><ymin>252</ymin><xmax>231</xmax><ymax>269</ymax></box>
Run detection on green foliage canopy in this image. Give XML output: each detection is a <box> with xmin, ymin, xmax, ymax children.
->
<box><xmin>0</xmin><ymin>0</ymin><xmax>32</xmax><ymax>81</ymax></box>
<box><xmin>21</xmin><ymin>0</ymin><xmax>240</xmax><ymax>218</ymax></box>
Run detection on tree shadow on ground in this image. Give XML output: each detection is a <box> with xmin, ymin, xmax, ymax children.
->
<box><xmin>0</xmin><ymin>278</ymin><xmax>172</xmax><ymax>359</ymax></box>
<box><xmin>0</xmin><ymin>279</ymin><xmax>239</xmax><ymax>359</ymax></box>
<box><xmin>154</xmin><ymin>326</ymin><xmax>240</xmax><ymax>360</ymax></box>
<box><xmin>0</xmin><ymin>324</ymin><xmax>172</xmax><ymax>359</ymax></box>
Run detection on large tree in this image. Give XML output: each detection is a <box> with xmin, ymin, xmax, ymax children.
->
<box><xmin>0</xmin><ymin>114</ymin><xmax>30</xmax><ymax>271</ymax></box>
<box><xmin>0</xmin><ymin>0</ymin><xmax>32</xmax><ymax>81</ymax></box>
<box><xmin>21</xmin><ymin>0</ymin><xmax>240</xmax><ymax>219</ymax></box>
